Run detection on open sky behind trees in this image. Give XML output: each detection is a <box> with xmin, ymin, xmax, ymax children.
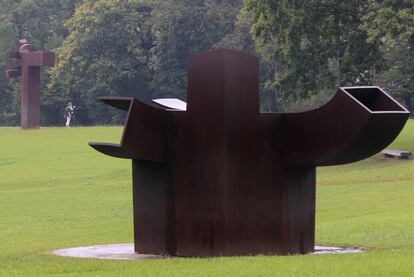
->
<box><xmin>0</xmin><ymin>0</ymin><xmax>412</xmax><ymax>125</ymax></box>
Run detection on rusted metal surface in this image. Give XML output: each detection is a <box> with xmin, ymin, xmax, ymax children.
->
<box><xmin>4</xmin><ymin>41</ymin><xmax>55</xmax><ymax>129</ymax></box>
<box><xmin>89</xmin><ymin>49</ymin><xmax>410</xmax><ymax>257</ymax></box>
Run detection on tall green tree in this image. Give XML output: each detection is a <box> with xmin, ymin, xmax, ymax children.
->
<box><xmin>215</xmin><ymin>9</ymin><xmax>285</xmax><ymax>112</ymax></box>
<box><xmin>0</xmin><ymin>0</ymin><xmax>76</xmax><ymax>49</ymax></box>
<box><xmin>363</xmin><ymin>0</ymin><xmax>413</xmax><ymax>48</ymax></box>
<box><xmin>48</xmin><ymin>0</ymin><xmax>154</xmax><ymax>125</ymax></box>
<box><xmin>49</xmin><ymin>0</ymin><xmax>243</xmax><ymax>124</ymax></box>
<box><xmin>376</xmin><ymin>40</ymin><xmax>413</xmax><ymax>112</ymax></box>
<box><xmin>244</xmin><ymin>0</ymin><xmax>385</xmax><ymax>105</ymax></box>
<box><xmin>362</xmin><ymin>0</ymin><xmax>413</xmax><ymax>112</ymax></box>
<box><xmin>0</xmin><ymin>9</ymin><xmax>16</xmax><ymax>123</ymax></box>
<box><xmin>149</xmin><ymin>0</ymin><xmax>242</xmax><ymax>99</ymax></box>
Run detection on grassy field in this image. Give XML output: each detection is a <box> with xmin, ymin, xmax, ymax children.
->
<box><xmin>0</xmin><ymin>120</ymin><xmax>413</xmax><ymax>276</ymax></box>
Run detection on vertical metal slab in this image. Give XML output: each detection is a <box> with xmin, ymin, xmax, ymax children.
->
<box><xmin>132</xmin><ymin>160</ymin><xmax>171</xmax><ymax>255</ymax></box>
<box><xmin>20</xmin><ymin>66</ymin><xmax>40</xmax><ymax>129</ymax></box>
<box><xmin>172</xmin><ymin>49</ymin><xmax>287</xmax><ymax>256</ymax></box>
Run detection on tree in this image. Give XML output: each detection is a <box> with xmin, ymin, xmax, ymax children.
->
<box><xmin>362</xmin><ymin>0</ymin><xmax>413</xmax><ymax>113</ymax></box>
<box><xmin>149</xmin><ymin>0</ymin><xmax>242</xmax><ymax>99</ymax></box>
<box><xmin>0</xmin><ymin>0</ymin><xmax>80</xmax><ymax>49</ymax></box>
<box><xmin>363</xmin><ymin>0</ymin><xmax>413</xmax><ymax>48</ymax></box>
<box><xmin>48</xmin><ymin>0</ymin><xmax>155</xmax><ymax>125</ymax></box>
<box><xmin>244</xmin><ymin>0</ymin><xmax>385</xmax><ymax>106</ymax></box>
<box><xmin>376</xmin><ymin>40</ymin><xmax>413</xmax><ymax>112</ymax></box>
<box><xmin>49</xmin><ymin>0</ymin><xmax>243</xmax><ymax>124</ymax></box>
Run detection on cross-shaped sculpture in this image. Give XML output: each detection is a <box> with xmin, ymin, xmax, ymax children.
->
<box><xmin>90</xmin><ymin>49</ymin><xmax>409</xmax><ymax>257</ymax></box>
<box><xmin>4</xmin><ymin>40</ymin><xmax>55</xmax><ymax>129</ymax></box>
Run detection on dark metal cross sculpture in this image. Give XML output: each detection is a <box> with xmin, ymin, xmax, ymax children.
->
<box><xmin>90</xmin><ymin>49</ymin><xmax>409</xmax><ymax>257</ymax></box>
<box><xmin>4</xmin><ymin>40</ymin><xmax>55</xmax><ymax>129</ymax></box>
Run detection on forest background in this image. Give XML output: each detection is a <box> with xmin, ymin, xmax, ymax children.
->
<box><xmin>0</xmin><ymin>0</ymin><xmax>412</xmax><ymax>126</ymax></box>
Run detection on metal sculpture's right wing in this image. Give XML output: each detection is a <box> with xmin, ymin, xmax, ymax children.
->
<box><xmin>281</xmin><ymin>87</ymin><xmax>410</xmax><ymax>166</ymax></box>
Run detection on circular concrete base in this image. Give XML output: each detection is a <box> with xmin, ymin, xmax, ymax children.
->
<box><xmin>51</xmin><ymin>244</ymin><xmax>162</xmax><ymax>260</ymax></box>
<box><xmin>310</xmin><ymin>245</ymin><xmax>363</xmax><ymax>255</ymax></box>
<box><xmin>51</xmin><ymin>244</ymin><xmax>362</xmax><ymax>260</ymax></box>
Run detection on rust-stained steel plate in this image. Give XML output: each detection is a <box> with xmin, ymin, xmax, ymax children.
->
<box><xmin>90</xmin><ymin>49</ymin><xmax>410</xmax><ymax>257</ymax></box>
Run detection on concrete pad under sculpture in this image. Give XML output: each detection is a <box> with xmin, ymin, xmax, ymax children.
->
<box><xmin>51</xmin><ymin>244</ymin><xmax>362</xmax><ymax>260</ymax></box>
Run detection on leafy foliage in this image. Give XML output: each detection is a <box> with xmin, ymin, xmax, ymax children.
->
<box><xmin>48</xmin><ymin>0</ymin><xmax>154</xmax><ymax>125</ymax></box>
<box><xmin>376</xmin><ymin>39</ymin><xmax>413</xmax><ymax>112</ymax></box>
<box><xmin>47</xmin><ymin>0</ymin><xmax>242</xmax><ymax>124</ymax></box>
<box><xmin>0</xmin><ymin>0</ymin><xmax>412</xmax><ymax>126</ymax></box>
<box><xmin>244</xmin><ymin>0</ymin><xmax>386</xmax><ymax>101</ymax></box>
<box><xmin>363</xmin><ymin>0</ymin><xmax>413</xmax><ymax>112</ymax></box>
<box><xmin>149</xmin><ymin>0</ymin><xmax>242</xmax><ymax>98</ymax></box>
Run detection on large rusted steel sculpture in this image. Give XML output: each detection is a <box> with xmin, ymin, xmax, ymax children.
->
<box><xmin>89</xmin><ymin>49</ymin><xmax>409</xmax><ymax>257</ymax></box>
<box><xmin>4</xmin><ymin>40</ymin><xmax>55</xmax><ymax>129</ymax></box>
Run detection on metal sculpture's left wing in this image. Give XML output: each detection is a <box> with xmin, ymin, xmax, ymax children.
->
<box><xmin>89</xmin><ymin>97</ymin><xmax>168</xmax><ymax>161</ymax></box>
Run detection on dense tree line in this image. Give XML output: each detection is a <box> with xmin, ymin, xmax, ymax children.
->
<box><xmin>245</xmin><ymin>0</ymin><xmax>413</xmax><ymax>111</ymax></box>
<box><xmin>0</xmin><ymin>0</ymin><xmax>412</xmax><ymax>125</ymax></box>
<box><xmin>48</xmin><ymin>0</ymin><xmax>243</xmax><ymax>124</ymax></box>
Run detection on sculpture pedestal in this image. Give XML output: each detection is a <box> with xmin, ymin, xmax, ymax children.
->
<box><xmin>132</xmin><ymin>160</ymin><xmax>316</xmax><ymax>256</ymax></box>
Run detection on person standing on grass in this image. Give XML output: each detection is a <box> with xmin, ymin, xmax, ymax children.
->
<box><xmin>64</xmin><ymin>100</ymin><xmax>75</xmax><ymax>127</ymax></box>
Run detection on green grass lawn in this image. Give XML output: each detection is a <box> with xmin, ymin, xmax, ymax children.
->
<box><xmin>0</xmin><ymin>121</ymin><xmax>413</xmax><ymax>276</ymax></box>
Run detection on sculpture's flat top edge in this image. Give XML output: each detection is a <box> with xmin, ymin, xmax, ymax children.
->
<box><xmin>153</xmin><ymin>98</ymin><xmax>187</xmax><ymax>111</ymax></box>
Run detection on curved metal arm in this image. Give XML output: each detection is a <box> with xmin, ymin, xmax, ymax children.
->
<box><xmin>281</xmin><ymin>87</ymin><xmax>409</xmax><ymax>166</ymax></box>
